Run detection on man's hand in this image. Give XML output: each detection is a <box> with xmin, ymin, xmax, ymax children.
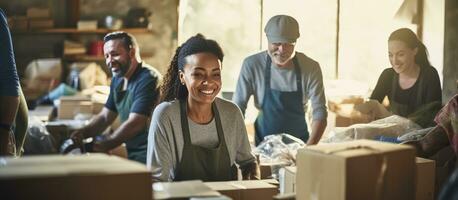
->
<box><xmin>92</xmin><ymin>140</ymin><xmax>110</xmax><ymax>153</ymax></box>
<box><xmin>70</xmin><ymin>129</ymin><xmax>84</xmax><ymax>142</ymax></box>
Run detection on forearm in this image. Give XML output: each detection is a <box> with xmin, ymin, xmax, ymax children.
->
<box><xmin>307</xmin><ymin>119</ymin><xmax>327</xmax><ymax>145</ymax></box>
<box><xmin>0</xmin><ymin>96</ymin><xmax>19</xmax><ymax>155</ymax></box>
<box><xmin>80</xmin><ymin>114</ymin><xmax>112</xmax><ymax>138</ymax></box>
<box><xmin>0</xmin><ymin>129</ymin><xmax>10</xmax><ymax>155</ymax></box>
<box><xmin>101</xmin><ymin>116</ymin><xmax>147</xmax><ymax>150</ymax></box>
<box><xmin>0</xmin><ymin>96</ymin><xmax>19</xmax><ymax>125</ymax></box>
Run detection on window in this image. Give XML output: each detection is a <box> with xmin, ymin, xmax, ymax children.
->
<box><xmin>178</xmin><ymin>0</ymin><xmax>443</xmax><ymax>93</ymax></box>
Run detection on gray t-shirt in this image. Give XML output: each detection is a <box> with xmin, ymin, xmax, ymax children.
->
<box><xmin>147</xmin><ymin>97</ymin><xmax>255</xmax><ymax>182</ymax></box>
<box><xmin>233</xmin><ymin>51</ymin><xmax>327</xmax><ymax>121</ymax></box>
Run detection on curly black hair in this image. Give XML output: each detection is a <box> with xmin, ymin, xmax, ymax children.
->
<box><xmin>159</xmin><ymin>34</ymin><xmax>224</xmax><ymax>103</ymax></box>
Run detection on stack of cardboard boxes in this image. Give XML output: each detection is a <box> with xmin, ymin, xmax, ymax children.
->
<box><xmin>27</xmin><ymin>7</ymin><xmax>54</xmax><ymax>29</ymax></box>
<box><xmin>8</xmin><ymin>7</ymin><xmax>54</xmax><ymax>31</ymax></box>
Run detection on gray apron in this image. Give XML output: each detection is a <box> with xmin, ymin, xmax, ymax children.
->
<box><xmin>173</xmin><ymin>100</ymin><xmax>237</xmax><ymax>181</ymax></box>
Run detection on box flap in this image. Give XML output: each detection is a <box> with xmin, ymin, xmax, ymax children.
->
<box><xmin>154</xmin><ymin>180</ymin><xmax>221</xmax><ymax>199</ymax></box>
<box><xmin>302</xmin><ymin>139</ymin><xmax>415</xmax><ymax>158</ymax></box>
<box><xmin>0</xmin><ymin>154</ymin><xmax>149</xmax><ymax>179</ymax></box>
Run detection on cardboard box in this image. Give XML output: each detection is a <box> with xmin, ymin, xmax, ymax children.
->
<box><xmin>77</xmin><ymin>20</ymin><xmax>98</xmax><ymax>30</ymax></box>
<box><xmin>0</xmin><ymin>154</ymin><xmax>152</xmax><ymax>200</ymax></box>
<box><xmin>10</xmin><ymin>16</ymin><xmax>28</xmax><ymax>31</ymax></box>
<box><xmin>296</xmin><ymin>139</ymin><xmax>416</xmax><ymax>200</ymax></box>
<box><xmin>279</xmin><ymin>166</ymin><xmax>296</xmax><ymax>194</ymax></box>
<box><xmin>328</xmin><ymin>97</ymin><xmax>364</xmax><ymax>113</ymax></box>
<box><xmin>334</xmin><ymin>111</ymin><xmax>371</xmax><ymax>127</ymax></box>
<box><xmin>205</xmin><ymin>180</ymin><xmax>278</xmax><ymax>200</ymax></box>
<box><xmin>29</xmin><ymin>19</ymin><xmax>54</xmax><ymax>29</ymax></box>
<box><xmin>26</xmin><ymin>7</ymin><xmax>51</xmax><ymax>18</ymax></box>
<box><xmin>58</xmin><ymin>96</ymin><xmax>93</xmax><ymax>119</ymax></box>
<box><xmin>415</xmin><ymin>157</ymin><xmax>435</xmax><ymax>200</ymax></box>
<box><xmin>259</xmin><ymin>161</ymin><xmax>289</xmax><ymax>179</ymax></box>
<box><xmin>153</xmin><ymin>180</ymin><xmax>221</xmax><ymax>199</ymax></box>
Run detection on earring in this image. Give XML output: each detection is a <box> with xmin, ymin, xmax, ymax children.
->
<box><xmin>181</xmin><ymin>82</ymin><xmax>185</xmax><ymax>85</ymax></box>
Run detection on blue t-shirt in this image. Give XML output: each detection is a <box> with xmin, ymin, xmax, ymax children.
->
<box><xmin>105</xmin><ymin>63</ymin><xmax>161</xmax><ymax>163</ymax></box>
<box><xmin>0</xmin><ymin>9</ymin><xmax>19</xmax><ymax>97</ymax></box>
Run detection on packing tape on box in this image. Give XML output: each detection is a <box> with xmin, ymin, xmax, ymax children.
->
<box><xmin>311</xmin><ymin>145</ymin><xmax>388</xmax><ymax>200</ymax></box>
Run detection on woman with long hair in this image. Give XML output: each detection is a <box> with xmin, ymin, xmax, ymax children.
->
<box><xmin>147</xmin><ymin>34</ymin><xmax>258</xmax><ymax>181</ymax></box>
<box><xmin>370</xmin><ymin>28</ymin><xmax>442</xmax><ymax>117</ymax></box>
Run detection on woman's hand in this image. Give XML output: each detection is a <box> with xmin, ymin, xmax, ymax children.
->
<box><xmin>240</xmin><ymin>161</ymin><xmax>260</xmax><ymax>180</ymax></box>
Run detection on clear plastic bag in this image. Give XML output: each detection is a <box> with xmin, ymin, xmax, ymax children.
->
<box><xmin>253</xmin><ymin>134</ymin><xmax>305</xmax><ymax>179</ymax></box>
<box><xmin>397</xmin><ymin>127</ymin><xmax>435</xmax><ymax>142</ymax></box>
<box><xmin>254</xmin><ymin>134</ymin><xmax>305</xmax><ymax>164</ymax></box>
<box><xmin>322</xmin><ymin>115</ymin><xmax>422</xmax><ymax>143</ymax></box>
<box><xmin>23</xmin><ymin>117</ymin><xmax>57</xmax><ymax>154</ymax></box>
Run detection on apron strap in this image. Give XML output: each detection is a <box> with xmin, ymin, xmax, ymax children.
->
<box><xmin>179</xmin><ymin>100</ymin><xmax>192</xmax><ymax>146</ymax></box>
<box><xmin>292</xmin><ymin>55</ymin><xmax>303</xmax><ymax>92</ymax></box>
<box><xmin>212</xmin><ymin>102</ymin><xmax>226</xmax><ymax>147</ymax></box>
<box><xmin>179</xmin><ymin>100</ymin><xmax>225</xmax><ymax>147</ymax></box>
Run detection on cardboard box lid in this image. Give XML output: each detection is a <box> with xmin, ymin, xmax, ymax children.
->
<box><xmin>0</xmin><ymin>154</ymin><xmax>149</xmax><ymax>179</ymax></box>
<box><xmin>205</xmin><ymin>180</ymin><xmax>277</xmax><ymax>191</ymax></box>
<box><xmin>153</xmin><ymin>180</ymin><xmax>221</xmax><ymax>199</ymax></box>
<box><xmin>416</xmin><ymin>157</ymin><xmax>435</xmax><ymax>165</ymax></box>
<box><xmin>301</xmin><ymin>139</ymin><xmax>415</xmax><ymax>159</ymax></box>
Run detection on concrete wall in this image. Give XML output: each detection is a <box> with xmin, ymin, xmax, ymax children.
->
<box><xmin>444</xmin><ymin>0</ymin><xmax>458</xmax><ymax>102</ymax></box>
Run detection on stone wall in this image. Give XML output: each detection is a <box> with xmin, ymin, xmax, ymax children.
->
<box><xmin>79</xmin><ymin>0</ymin><xmax>178</xmax><ymax>74</ymax></box>
<box><xmin>1</xmin><ymin>0</ymin><xmax>177</xmax><ymax>77</ymax></box>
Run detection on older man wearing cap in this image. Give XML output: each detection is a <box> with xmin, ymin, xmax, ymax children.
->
<box><xmin>233</xmin><ymin>15</ymin><xmax>327</xmax><ymax>145</ymax></box>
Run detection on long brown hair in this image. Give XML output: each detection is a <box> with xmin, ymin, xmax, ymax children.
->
<box><xmin>389</xmin><ymin>28</ymin><xmax>431</xmax><ymax>68</ymax></box>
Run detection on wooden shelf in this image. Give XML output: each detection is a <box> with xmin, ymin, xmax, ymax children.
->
<box><xmin>64</xmin><ymin>52</ymin><xmax>154</xmax><ymax>62</ymax></box>
<box><xmin>64</xmin><ymin>55</ymin><xmax>105</xmax><ymax>61</ymax></box>
<box><xmin>12</xmin><ymin>28</ymin><xmax>152</xmax><ymax>34</ymax></box>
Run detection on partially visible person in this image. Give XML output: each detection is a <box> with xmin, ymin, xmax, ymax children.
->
<box><xmin>70</xmin><ymin>31</ymin><xmax>161</xmax><ymax>164</ymax></box>
<box><xmin>370</xmin><ymin>28</ymin><xmax>441</xmax><ymax>117</ymax></box>
<box><xmin>438</xmin><ymin>168</ymin><xmax>458</xmax><ymax>200</ymax></box>
<box><xmin>0</xmin><ymin>8</ymin><xmax>28</xmax><ymax>156</ymax></box>
<box><xmin>406</xmin><ymin>94</ymin><xmax>458</xmax><ymax>199</ymax></box>
<box><xmin>147</xmin><ymin>34</ymin><xmax>258</xmax><ymax>182</ymax></box>
<box><xmin>233</xmin><ymin>15</ymin><xmax>327</xmax><ymax>145</ymax></box>
<box><xmin>406</xmin><ymin>94</ymin><xmax>458</xmax><ymax>158</ymax></box>
<box><xmin>431</xmin><ymin>94</ymin><xmax>458</xmax><ymax>157</ymax></box>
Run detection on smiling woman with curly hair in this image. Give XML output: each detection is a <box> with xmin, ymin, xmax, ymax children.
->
<box><xmin>147</xmin><ymin>34</ymin><xmax>258</xmax><ymax>182</ymax></box>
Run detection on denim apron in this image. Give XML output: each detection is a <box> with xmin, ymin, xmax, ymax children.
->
<box><xmin>254</xmin><ymin>55</ymin><xmax>308</xmax><ymax>145</ymax></box>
